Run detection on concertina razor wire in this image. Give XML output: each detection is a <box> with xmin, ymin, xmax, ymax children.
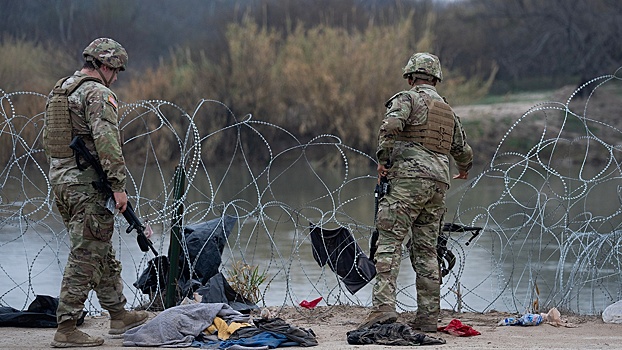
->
<box><xmin>0</xmin><ymin>67</ymin><xmax>621</xmax><ymax>316</ymax></box>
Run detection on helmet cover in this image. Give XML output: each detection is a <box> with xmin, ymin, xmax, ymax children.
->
<box><xmin>402</xmin><ymin>52</ymin><xmax>442</xmax><ymax>81</ymax></box>
<box><xmin>83</xmin><ymin>38</ymin><xmax>128</xmax><ymax>71</ymax></box>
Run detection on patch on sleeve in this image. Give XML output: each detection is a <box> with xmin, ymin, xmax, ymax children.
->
<box><xmin>107</xmin><ymin>95</ymin><xmax>118</xmax><ymax>109</ymax></box>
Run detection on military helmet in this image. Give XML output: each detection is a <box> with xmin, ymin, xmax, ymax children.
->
<box><xmin>402</xmin><ymin>52</ymin><xmax>442</xmax><ymax>81</ymax></box>
<box><xmin>83</xmin><ymin>38</ymin><xmax>128</xmax><ymax>71</ymax></box>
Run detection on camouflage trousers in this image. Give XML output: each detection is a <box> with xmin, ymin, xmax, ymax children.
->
<box><xmin>53</xmin><ymin>183</ymin><xmax>127</xmax><ymax>324</ymax></box>
<box><xmin>372</xmin><ymin>177</ymin><xmax>446</xmax><ymax>321</ymax></box>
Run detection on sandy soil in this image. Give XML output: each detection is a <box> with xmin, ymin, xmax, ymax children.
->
<box><xmin>1</xmin><ymin>305</ymin><xmax>620</xmax><ymax>350</ymax></box>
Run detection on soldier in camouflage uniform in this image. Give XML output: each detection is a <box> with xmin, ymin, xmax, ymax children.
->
<box><xmin>359</xmin><ymin>53</ymin><xmax>473</xmax><ymax>332</ymax></box>
<box><xmin>43</xmin><ymin>38</ymin><xmax>148</xmax><ymax>348</ymax></box>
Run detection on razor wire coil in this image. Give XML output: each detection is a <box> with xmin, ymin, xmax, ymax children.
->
<box><xmin>0</xmin><ymin>68</ymin><xmax>621</xmax><ymax>315</ymax></box>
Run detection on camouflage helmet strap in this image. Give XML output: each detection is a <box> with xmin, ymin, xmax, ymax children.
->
<box><xmin>85</xmin><ymin>55</ymin><xmax>111</xmax><ymax>87</ymax></box>
<box><xmin>413</xmin><ymin>73</ymin><xmax>435</xmax><ymax>82</ymax></box>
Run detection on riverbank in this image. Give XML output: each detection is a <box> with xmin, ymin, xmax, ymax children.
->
<box><xmin>1</xmin><ymin>305</ymin><xmax>619</xmax><ymax>349</ymax></box>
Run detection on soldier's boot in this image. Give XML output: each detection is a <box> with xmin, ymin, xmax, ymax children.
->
<box><xmin>357</xmin><ymin>305</ymin><xmax>398</xmax><ymax>329</ymax></box>
<box><xmin>409</xmin><ymin>322</ymin><xmax>438</xmax><ymax>333</ymax></box>
<box><xmin>408</xmin><ymin>316</ymin><xmax>439</xmax><ymax>333</ymax></box>
<box><xmin>50</xmin><ymin>319</ymin><xmax>104</xmax><ymax>348</ymax></box>
<box><xmin>109</xmin><ymin>310</ymin><xmax>149</xmax><ymax>335</ymax></box>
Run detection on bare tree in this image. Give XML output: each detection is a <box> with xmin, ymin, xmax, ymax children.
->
<box><xmin>438</xmin><ymin>0</ymin><xmax>622</xmax><ymax>91</ymax></box>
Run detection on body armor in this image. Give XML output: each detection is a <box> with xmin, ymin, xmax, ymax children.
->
<box><xmin>44</xmin><ymin>76</ymin><xmax>99</xmax><ymax>158</ymax></box>
<box><xmin>395</xmin><ymin>92</ymin><xmax>455</xmax><ymax>155</ymax></box>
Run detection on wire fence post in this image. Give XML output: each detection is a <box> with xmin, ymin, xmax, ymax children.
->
<box><xmin>165</xmin><ymin>165</ymin><xmax>186</xmax><ymax>308</ymax></box>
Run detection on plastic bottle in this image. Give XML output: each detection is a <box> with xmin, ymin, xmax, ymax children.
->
<box><xmin>497</xmin><ymin>317</ymin><xmax>519</xmax><ymax>326</ymax></box>
<box><xmin>518</xmin><ymin>313</ymin><xmax>543</xmax><ymax>326</ymax></box>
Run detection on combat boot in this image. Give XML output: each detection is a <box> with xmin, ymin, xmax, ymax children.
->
<box><xmin>51</xmin><ymin>319</ymin><xmax>104</xmax><ymax>348</ymax></box>
<box><xmin>109</xmin><ymin>310</ymin><xmax>149</xmax><ymax>335</ymax></box>
<box><xmin>408</xmin><ymin>318</ymin><xmax>438</xmax><ymax>333</ymax></box>
<box><xmin>357</xmin><ymin>305</ymin><xmax>398</xmax><ymax>329</ymax></box>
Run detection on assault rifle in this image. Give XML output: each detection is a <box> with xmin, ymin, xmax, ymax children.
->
<box><xmin>69</xmin><ymin>136</ymin><xmax>158</xmax><ymax>256</ymax></box>
<box><xmin>369</xmin><ymin>175</ymin><xmax>390</xmax><ymax>263</ymax></box>
<box><xmin>438</xmin><ymin>223</ymin><xmax>482</xmax><ymax>277</ymax></box>
<box><xmin>367</xmin><ymin>166</ymin><xmax>483</xmax><ymax>277</ymax></box>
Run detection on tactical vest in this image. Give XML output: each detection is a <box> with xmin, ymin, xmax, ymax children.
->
<box><xmin>395</xmin><ymin>91</ymin><xmax>455</xmax><ymax>155</ymax></box>
<box><xmin>44</xmin><ymin>75</ymin><xmax>100</xmax><ymax>158</ymax></box>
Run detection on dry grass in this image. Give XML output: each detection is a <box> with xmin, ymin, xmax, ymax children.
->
<box><xmin>1</xmin><ymin>19</ymin><xmax>495</xmax><ymax>166</ymax></box>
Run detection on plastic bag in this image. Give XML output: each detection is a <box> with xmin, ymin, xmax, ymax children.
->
<box><xmin>518</xmin><ymin>313</ymin><xmax>543</xmax><ymax>326</ymax></box>
<box><xmin>603</xmin><ymin>300</ymin><xmax>622</xmax><ymax>324</ymax></box>
<box><xmin>498</xmin><ymin>313</ymin><xmax>542</xmax><ymax>326</ymax></box>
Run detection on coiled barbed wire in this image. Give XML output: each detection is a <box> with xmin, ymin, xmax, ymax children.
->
<box><xmin>0</xmin><ymin>67</ymin><xmax>620</xmax><ymax>316</ymax></box>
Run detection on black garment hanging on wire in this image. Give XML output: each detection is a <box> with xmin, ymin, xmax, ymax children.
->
<box><xmin>310</xmin><ymin>226</ymin><xmax>376</xmax><ymax>294</ymax></box>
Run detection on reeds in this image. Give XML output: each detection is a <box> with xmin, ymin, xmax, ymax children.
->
<box><xmin>1</xmin><ymin>18</ymin><xmax>494</xmax><ymax>166</ymax></box>
<box><xmin>226</xmin><ymin>261</ymin><xmax>267</xmax><ymax>304</ymax></box>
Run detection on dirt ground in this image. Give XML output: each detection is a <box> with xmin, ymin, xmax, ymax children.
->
<box><xmin>1</xmin><ymin>305</ymin><xmax>620</xmax><ymax>350</ymax></box>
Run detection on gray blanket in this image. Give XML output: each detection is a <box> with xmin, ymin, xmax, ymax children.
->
<box><xmin>123</xmin><ymin>303</ymin><xmax>249</xmax><ymax>347</ymax></box>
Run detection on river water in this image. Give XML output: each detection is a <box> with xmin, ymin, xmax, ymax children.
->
<box><xmin>1</xmin><ymin>162</ymin><xmax>621</xmax><ymax>315</ymax></box>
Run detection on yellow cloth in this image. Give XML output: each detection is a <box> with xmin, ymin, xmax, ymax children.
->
<box><xmin>204</xmin><ymin>316</ymin><xmax>251</xmax><ymax>340</ymax></box>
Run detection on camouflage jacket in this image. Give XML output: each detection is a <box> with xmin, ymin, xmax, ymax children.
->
<box><xmin>376</xmin><ymin>84</ymin><xmax>473</xmax><ymax>185</ymax></box>
<box><xmin>45</xmin><ymin>71</ymin><xmax>126</xmax><ymax>192</ymax></box>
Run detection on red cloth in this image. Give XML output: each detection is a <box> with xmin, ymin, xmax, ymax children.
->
<box><xmin>438</xmin><ymin>319</ymin><xmax>481</xmax><ymax>337</ymax></box>
<box><xmin>299</xmin><ymin>297</ymin><xmax>323</xmax><ymax>309</ymax></box>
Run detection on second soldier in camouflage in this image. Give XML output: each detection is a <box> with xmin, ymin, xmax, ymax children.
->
<box><xmin>359</xmin><ymin>52</ymin><xmax>473</xmax><ymax>332</ymax></box>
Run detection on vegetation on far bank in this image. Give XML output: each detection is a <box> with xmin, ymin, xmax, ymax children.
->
<box><xmin>1</xmin><ymin>0</ymin><xmax>620</xmax><ymax>168</ymax></box>
<box><xmin>1</xmin><ymin>18</ymin><xmax>497</xmax><ymax>167</ymax></box>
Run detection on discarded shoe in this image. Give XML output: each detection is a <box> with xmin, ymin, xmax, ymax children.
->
<box><xmin>109</xmin><ymin>310</ymin><xmax>149</xmax><ymax>335</ymax></box>
<box><xmin>358</xmin><ymin>310</ymin><xmax>398</xmax><ymax>329</ymax></box>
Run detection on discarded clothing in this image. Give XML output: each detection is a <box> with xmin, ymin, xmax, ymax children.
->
<box><xmin>123</xmin><ymin>303</ymin><xmax>250</xmax><ymax>347</ymax></box>
<box><xmin>0</xmin><ymin>295</ymin><xmax>85</xmax><ymax>328</ymax></box>
<box><xmin>134</xmin><ymin>255</ymin><xmax>170</xmax><ymax>294</ymax></box>
<box><xmin>299</xmin><ymin>297</ymin><xmax>322</xmax><ymax>309</ymax></box>
<box><xmin>204</xmin><ymin>316</ymin><xmax>252</xmax><ymax>340</ymax></box>
<box><xmin>179</xmin><ymin>216</ymin><xmax>237</xmax><ymax>298</ymax></box>
<box><xmin>347</xmin><ymin>322</ymin><xmax>446</xmax><ymax>346</ymax></box>
<box><xmin>182</xmin><ymin>216</ymin><xmax>236</xmax><ymax>284</ymax></box>
<box><xmin>193</xmin><ymin>317</ymin><xmax>317</xmax><ymax>349</ymax></box>
<box><xmin>195</xmin><ymin>272</ymin><xmax>258</xmax><ymax>313</ymax></box>
<box><xmin>310</xmin><ymin>226</ymin><xmax>376</xmax><ymax>294</ymax></box>
<box><xmin>134</xmin><ymin>216</ymin><xmax>239</xmax><ymax>306</ymax></box>
<box><xmin>254</xmin><ymin>317</ymin><xmax>318</xmax><ymax>347</ymax></box>
<box><xmin>194</xmin><ymin>331</ymin><xmax>289</xmax><ymax>349</ymax></box>
<box><xmin>228</xmin><ymin>317</ymin><xmax>318</xmax><ymax>347</ymax></box>
<box><xmin>438</xmin><ymin>319</ymin><xmax>481</xmax><ymax>336</ymax></box>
